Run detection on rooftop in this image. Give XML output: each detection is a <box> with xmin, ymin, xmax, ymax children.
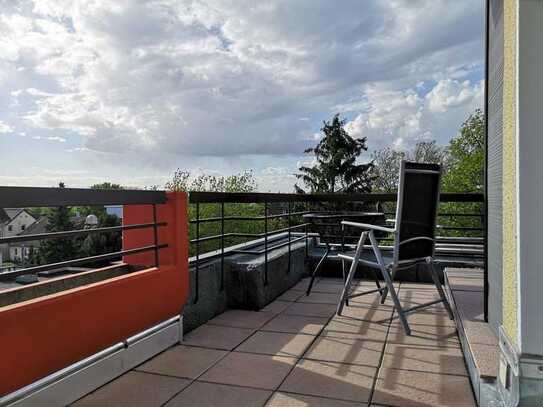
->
<box><xmin>73</xmin><ymin>277</ymin><xmax>475</xmax><ymax>407</ymax></box>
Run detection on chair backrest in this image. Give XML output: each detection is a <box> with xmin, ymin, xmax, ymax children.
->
<box><xmin>394</xmin><ymin>161</ymin><xmax>441</xmax><ymax>262</ymax></box>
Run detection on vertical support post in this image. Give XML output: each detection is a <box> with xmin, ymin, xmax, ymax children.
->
<box><xmin>341</xmin><ymin>221</ymin><xmax>345</xmax><ymax>281</ymax></box>
<box><xmin>482</xmin><ymin>0</ymin><xmax>489</xmax><ymax>324</ymax></box>
<box><xmin>194</xmin><ymin>203</ymin><xmax>200</xmax><ymax>304</ymax></box>
<box><xmin>264</xmin><ymin>201</ymin><xmax>268</xmax><ymax>286</ymax></box>
<box><xmin>287</xmin><ymin>201</ymin><xmax>291</xmax><ymax>274</ymax></box>
<box><xmin>220</xmin><ymin>202</ymin><xmax>225</xmax><ymax>291</ymax></box>
<box><xmin>152</xmin><ymin>204</ymin><xmax>159</xmax><ymax>267</ymax></box>
<box><xmin>305</xmin><ymin>202</ymin><xmax>309</xmax><ymax>257</ymax></box>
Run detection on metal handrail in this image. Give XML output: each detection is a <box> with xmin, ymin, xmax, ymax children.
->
<box><xmin>187</xmin><ymin>190</ymin><xmax>484</xmax><ymax>304</ymax></box>
<box><xmin>0</xmin><ymin>222</ymin><xmax>167</xmax><ymax>245</ymax></box>
<box><xmin>0</xmin><ymin>186</ymin><xmax>169</xmax><ymax>280</ymax></box>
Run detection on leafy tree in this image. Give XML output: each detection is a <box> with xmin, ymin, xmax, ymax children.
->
<box><xmin>295</xmin><ymin>114</ymin><xmax>374</xmax><ymax>193</ymax></box>
<box><xmin>442</xmin><ymin>109</ymin><xmax>484</xmax><ymax>193</ymax></box>
<box><xmin>439</xmin><ymin>110</ymin><xmax>485</xmax><ymax>237</ymax></box>
<box><xmin>90</xmin><ymin>182</ymin><xmax>124</xmax><ymax>190</ymax></box>
<box><xmin>410</xmin><ymin>141</ymin><xmax>448</xmax><ymax>168</ymax></box>
<box><xmin>165</xmin><ymin>170</ymin><xmax>257</xmax><ymax>193</ymax></box>
<box><xmin>78</xmin><ymin>213</ymin><xmax>122</xmax><ymax>263</ymax></box>
<box><xmin>371</xmin><ymin>147</ymin><xmax>406</xmax><ymax>192</ymax></box>
<box><xmin>74</xmin><ymin>182</ymin><xmax>123</xmax><ymax>264</ymax></box>
<box><xmin>371</xmin><ymin>141</ymin><xmax>447</xmax><ymax>192</ymax></box>
<box><xmin>165</xmin><ymin>170</ymin><xmax>261</xmax><ymax>255</ymax></box>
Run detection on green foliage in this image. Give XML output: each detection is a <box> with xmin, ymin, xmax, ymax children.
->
<box><xmin>442</xmin><ymin>109</ymin><xmax>484</xmax><ymax>193</ymax></box>
<box><xmin>165</xmin><ymin>170</ymin><xmax>257</xmax><ymax>193</ymax></box>
<box><xmin>33</xmin><ymin>183</ymin><xmax>78</xmax><ymax>264</ymax></box>
<box><xmin>440</xmin><ymin>109</ymin><xmax>485</xmax><ymax>236</ymax></box>
<box><xmin>78</xmin><ymin>214</ymin><xmax>122</xmax><ymax>262</ymax></box>
<box><xmin>371</xmin><ymin>141</ymin><xmax>448</xmax><ymax>193</ymax></box>
<box><xmin>296</xmin><ymin>114</ymin><xmax>374</xmax><ymax>193</ymax></box>
<box><xmin>370</xmin><ymin>110</ymin><xmax>484</xmax><ymax>238</ymax></box>
<box><xmin>164</xmin><ymin>170</ymin><xmax>266</xmax><ymax>256</ymax></box>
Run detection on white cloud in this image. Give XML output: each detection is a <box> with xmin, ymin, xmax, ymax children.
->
<box><xmin>426</xmin><ymin>79</ymin><xmax>482</xmax><ymax>113</ymax></box>
<box><xmin>32</xmin><ymin>135</ymin><xmax>67</xmax><ymax>142</ymax></box>
<box><xmin>0</xmin><ymin>0</ymin><xmax>485</xmax><ymax>192</ymax></box>
<box><xmin>345</xmin><ymin>79</ymin><xmax>483</xmax><ymax>150</ymax></box>
<box><xmin>0</xmin><ymin>120</ymin><xmax>14</xmax><ymax>134</ymax></box>
<box><xmin>0</xmin><ymin>0</ymin><xmax>483</xmax><ymax>159</ymax></box>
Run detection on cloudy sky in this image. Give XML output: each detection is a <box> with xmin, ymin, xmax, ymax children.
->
<box><xmin>0</xmin><ymin>0</ymin><xmax>484</xmax><ymax>191</ymax></box>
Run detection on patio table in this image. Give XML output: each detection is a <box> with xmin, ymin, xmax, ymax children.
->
<box><xmin>303</xmin><ymin>211</ymin><xmax>385</xmax><ymax>296</ymax></box>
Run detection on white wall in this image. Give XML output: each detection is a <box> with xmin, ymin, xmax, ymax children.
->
<box><xmin>3</xmin><ymin>211</ymin><xmax>35</xmax><ymax>238</ymax></box>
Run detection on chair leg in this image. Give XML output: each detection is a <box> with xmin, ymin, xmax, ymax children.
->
<box><xmin>341</xmin><ymin>257</ymin><xmax>350</xmax><ymax>307</ymax></box>
<box><xmin>306</xmin><ymin>244</ymin><xmax>330</xmax><ymax>296</ymax></box>
<box><xmin>337</xmin><ymin>253</ymin><xmax>358</xmax><ymax>315</ymax></box>
<box><xmin>368</xmin><ymin>232</ymin><xmax>411</xmax><ymax>335</ymax></box>
<box><xmin>427</xmin><ymin>258</ymin><xmax>454</xmax><ymax>320</ymax></box>
<box><xmin>337</xmin><ymin>232</ymin><xmax>368</xmax><ymax>315</ymax></box>
<box><xmin>369</xmin><ymin>268</ymin><xmax>387</xmax><ymax>304</ymax></box>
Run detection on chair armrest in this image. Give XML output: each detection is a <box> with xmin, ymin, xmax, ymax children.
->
<box><xmin>341</xmin><ymin>221</ymin><xmax>396</xmax><ymax>234</ymax></box>
<box><xmin>398</xmin><ymin>236</ymin><xmax>435</xmax><ymax>246</ymax></box>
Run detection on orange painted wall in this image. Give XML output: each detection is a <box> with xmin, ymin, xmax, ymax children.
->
<box><xmin>0</xmin><ymin>192</ymin><xmax>189</xmax><ymax>396</ymax></box>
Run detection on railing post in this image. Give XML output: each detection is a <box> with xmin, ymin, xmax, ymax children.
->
<box><xmin>305</xmin><ymin>202</ymin><xmax>309</xmax><ymax>257</ymax></box>
<box><xmin>220</xmin><ymin>202</ymin><xmax>225</xmax><ymax>291</ymax></box>
<box><xmin>194</xmin><ymin>203</ymin><xmax>200</xmax><ymax>304</ymax></box>
<box><xmin>264</xmin><ymin>201</ymin><xmax>268</xmax><ymax>286</ymax></box>
<box><xmin>287</xmin><ymin>201</ymin><xmax>291</xmax><ymax>274</ymax></box>
<box><xmin>152</xmin><ymin>204</ymin><xmax>159</xmax><ymax>267</ymax></box>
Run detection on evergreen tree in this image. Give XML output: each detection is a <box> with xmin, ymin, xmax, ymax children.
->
<box><xmin>36</xmin><ymin>183</ymin><xmax>77</xmax><ymax>264</ymax></box>
<box><xmin>295</xmin><ymin>114</ymin><xmax>374</xmax><ymax>193</ymax></box>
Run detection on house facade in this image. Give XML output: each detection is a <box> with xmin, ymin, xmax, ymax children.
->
<box><xmin>0</xmin><ymin>208</ymin><xmax>36</xmax><ymax>264</ymax></box>
<box><xmin>8</xmin><ymin>217</ymin><xmax>47</xmax><ymax>264</ymax></box>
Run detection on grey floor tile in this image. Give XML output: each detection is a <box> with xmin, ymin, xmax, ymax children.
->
<box><xmin>200</xmin><ymin>352</ymin><xmax>296</xmax><ymax>390</ymax></box>
<box><xmin>280</xmin><ymin>359</ymin><xmax>375</xmax><ymax>403</ymax></box>
<box><xmin>165</xmin><ymin>381</ymin><xmax>271</xmax><ymax>407</ymax></box>
<box><xmin>72</xmin><ymin>371</ymin><xmax>190</xmax><ymax>407</ymax></box>
<box><xmin>137</xmin><ymin>345</ymin><xmax>227</xmax><ymax>379</ymax></box>
<box><xmin>182</xmin><ymin>324</ymin><xmax>255</xmax><ymax>350</ymax></box>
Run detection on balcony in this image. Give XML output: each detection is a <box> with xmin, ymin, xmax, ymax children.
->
<box><xmin>0</xmin><ymin>187</ymin><xmax>490</xmax><ymax>406</ymax></box>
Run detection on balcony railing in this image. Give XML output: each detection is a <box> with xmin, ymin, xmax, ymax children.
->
<box><xmin>0</xmin><ymin>186</ymin><xmax>189</xmax><ymax>399</ymax></box>
<box><xmin>0</xmin><ymin>186</ymin><xmax>167</xmax><ymax>281</ymax></box>
<box><xmin>188</xmin><ymin>191</ymin><xmax>484</xmax><ymax>303</ymax></box>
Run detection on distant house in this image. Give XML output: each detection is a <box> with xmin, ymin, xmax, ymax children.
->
<box><xmin>9</xmin><ymin>217</ymin><xmax>48</xmax><ymax>263</ymax></box>
<box><xmin>0</xmin><ymin>208</ymin><xmax>37</xmax><ymax>264</ymax></box>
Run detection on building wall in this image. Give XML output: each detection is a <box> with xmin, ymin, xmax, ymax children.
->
<box><xmin>9</xmin><ymin>246</ymin><xmax>32</xmax><ymax>263</ymax></box>
<box><xmin>517</xmin><ymin>0</ymin><xmax>543</xmax><ymax>355</ymax></box>
<box><xmin>487</xmin><ymin>0</ymin><xmax>504</xmax><ymax>333</ymax></box>
<box><xmin>3</xmin><ymin>211</ymin><xmax>35</xmax><ymax>238</ymax></box>
<box><xmin>501</xmin><ymin>0</ymin><xmax>519</xmax><ymax>347</ymax></box>
<box><xmin>0</xmin><ymin>210</ymin><xmax>36</xmax><ymax>262</ymax></box>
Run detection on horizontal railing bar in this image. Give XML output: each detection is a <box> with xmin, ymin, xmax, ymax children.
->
<box><xmin>0</xmin><ymin>222</ymin><xmax>167</xmax><ymax>245</ymax></box>
<box><xmin>437</xmin><ymin>226</ymin><xmax>483</xmax><ymax>231</ymax></box>
<box><xmin>190</xmin><ymin>233</ymin><xmax>233</xmax><ymax>244</ymax></box>
<box><xmin>189</xmin><ymin>191</ymin><xmax>484</xmax><ymax>204</ymax></box>
<box><xmin>189</xmin><ymin>211</ymin><xmax>312</xmax><ymax>224</ymax></box>
<box><xmin>0</xmin><ymin>186</ymin><xmax>167</xmax><ymax>207</ymax></box>
<box><xmin>190</xmin><ymin>211</ymin><xmax>484</xmax><ymax>225</ymax></box>
<box><xmin>0</xmin><ymin>244</ymin><xmax>168</xmax><ymax>281</ymax></box>
<box><xmin>189</xmin><ymin>223</ymin><xmax>310</xmax><ymax>244</ymax></box>
<box><xmin>438</xmin><ymin>213</ymin><xmax>484</xmax><ymax>217</ymax></box>
<box><xmin>231</xmin><ymin>235</ymin><xmax>306</xmax><ymax>255</ymax></box>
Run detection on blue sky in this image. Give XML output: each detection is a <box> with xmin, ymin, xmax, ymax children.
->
<box><xmin>0</xmin><ymin>0</ymin><xmax>484</xmax><ymax>192</ymax></box>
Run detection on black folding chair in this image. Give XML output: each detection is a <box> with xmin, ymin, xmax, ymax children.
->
<box><xmin>337</xmin><ymin>161</ymin><xmax>454</xmax><ymax>335</ymax></box>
